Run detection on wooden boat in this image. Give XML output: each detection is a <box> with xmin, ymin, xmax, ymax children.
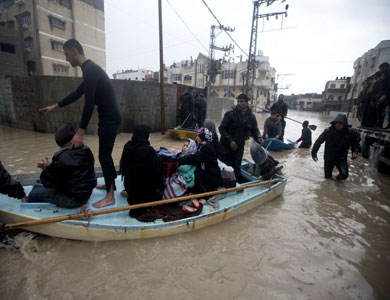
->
<box><xmin>263</xmin><ymin>138</ymin><xmax>295</xmax><ymax>151</ymax></box>
<box><xmin>0</xmin><ymin>159</ymin><xmax>286</xmax><ymax>241</ymax></box>
<box><xmin>168</xmin><ymin>127</ymin><xmax>197</xmax><ymax>140</ymax></box>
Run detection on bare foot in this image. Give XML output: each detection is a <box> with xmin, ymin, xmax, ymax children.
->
<box><xmin>92</xmin><ymin>195</ymin><xmax>115</xmax><ymax>208</ymax></box>
<box><xmin>96</xmin><ymin>184</ymin><xmax>106</xmax><ymax>190</ymax></box>
<box><xmin>120</xmin><ymin>190</ymin><xmax>128</xmax><ymax>197</ymax></box>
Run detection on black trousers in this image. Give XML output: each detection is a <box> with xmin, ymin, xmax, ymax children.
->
<box><xmin>219</xmin><ymin>143</ymin><xmax>245</xmax><ymax>181</ymax></box>
<box><xmin>324</xmin><ymin>159</ymin><xmax>348</xmax><ymax>180</ymax></box>
<box><xmin>29</xmin><ymin>185</ymin><xmax>89</xmax><ymax>208</ymax></box>
<box><xmin>98</xmin><ymin>125</ymin><xmax>119</xmax><ymax>192</ymax></box>
<box><xmin>280</xmin><ymin>118</ymin><xmax>286</xmax><ymax>141</ymax></box>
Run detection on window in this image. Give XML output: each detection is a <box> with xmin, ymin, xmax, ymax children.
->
<box><xmin>24</xmin><ymin>37</ymin><xmax>33</xmax><ymax>52</ymax></box>
<box><xmin>49</xmin><ymin>0</ymin><xmax>72</xmax><ymax>9</ymax></box>
<box><xmin>49</xmin><ymin>16</ymin><xmax>66</xmax><ymax>30</ymax></box>
<box><xmin>0</xmin><ymin>43</ymin><xmax>16</xmax><ymax>54</ymax></box>
<box><xmin>6</xmin><ymin>20</ymin><xmax>15</xmax><ymax>29</ymax></box>
<box><xmin>53</xmin><ymin>63</ymin><xmax>69</xmax><ymax>75</ymax></box>
<box><xmin>222</xmin><ymin>70</ymin><xmax>235</xmax><ymax>79</ymax></box>
<box><xmin>371</xmin><ymin>57</ymin><xmax>376</xmax><ymax>68</ymax></box>
<box><xmin>21</xmin><ymin>13</ymin><xmax>31</xmax><ymax>27</ymax></box>
<box><xmin>330</xmin><ymin>83</ymin><xmax>336</xmax><ymax>88</ymax></box>
<box><xmin>51</xmin><ymin>40</ymin><xmax>63</xmax><ymax>51</ymax></box>
<box><xmin>184</xmin><ymin>75</ymin><xmax>192</xmax><ymax>81</ymax></box>
<box><xmin>338</xmin><ymin>96</ymin><xmax>342</xmax><ymax>100</ymax></box>
<box><xmin>197</xmin><ymin>64</ymin><xmax>205</xmax><ymax>73</ymax></box>
<box><xmin>328</xmin><ymin>95</ymin><xmax>334</xmax><ymax>100</ymax></box>
<box><xmin>172</xmin><ymin>74</ymin><xmax>182</xmax><ymax>81</ymax></box>
<box><xmin>340</xmin><ymin>84</ymin><xmax>344</xmax><ymax>89</ymax></box>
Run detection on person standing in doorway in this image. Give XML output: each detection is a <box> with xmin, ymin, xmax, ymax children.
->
<box><xmin>270</xmin><ymin>94</ymin><xmax>288</xmax><ymax>141</ymax></box>
<box><xmin>39</xmin><ymin>39</ymin><xmax>122</xmax><ymax>208</ymax></box>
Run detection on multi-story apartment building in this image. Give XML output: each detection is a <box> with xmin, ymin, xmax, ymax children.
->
<box><xmin>322</xmin><ymin>77</ymin><xmax>350</xmax><ymax>112</ymax></box>
<box><xmin>0</xmin><ymin>26</ymin><xmax>26</xmax><ymax>77</ymax></box>
<box><xmin>347</xmin><ymin>40</ymin><xmax>390</xmax><ymax>101</ymax></box>
<box><xmin>0</xmin><ymin>0</ymin><xmax>105</xmax><ymax>77</ymax></box>
<box><xmin>113</xmin><ymin>69</ymin><xmax>154</xmax><ymax>81</ymax></box>
<box><xmin>296</xmin><ymin>93</ymin><xmax>322</xmax><ymax>111</ymax></box>
<box><xmin>164</xmin><ymin>51</ymin><xmax>276</xmax><ymax>107</ymax></box>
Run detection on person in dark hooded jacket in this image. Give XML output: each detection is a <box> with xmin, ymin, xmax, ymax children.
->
<box><xmin>194</xmin><ymin>92</ymin><xmax>207</xmax><ymax>128</ymax></box>
<box><xmin>219</xmin><ymin>94</ymin><xmax>263</xmax><ymax>181</ymax></box>
<box><xmin>28</xmin><ymin>122</ymin><xmax>97</xmax><ymax>208</ymax></box>
<box><xmin>179</xmin><ymin>87</ymin><xmax>195</xmax><ymax>128</ymax></box>
<box><xmin>121</xmin><ymin>125</ymin><xmax>164</xmax><ymax>218</ymax></box>
<box><xmin>0</xmin><ymin>161</ymin><xmax>28</xmax><ymax>202</ymax></box>
<box><xmin>311</xmin><ymin>114</ymin><xmax>359</xmax><ymax>180</ymax></box>
<box><xmin>295</xmin><ymin>120</ymin><xmax>312</xmax><ymax>149</ymax></box>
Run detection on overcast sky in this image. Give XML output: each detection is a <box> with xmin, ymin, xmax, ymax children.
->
<box><xmin>104</xmin><ymin>0</ymin><xmax>390</xmax><ymax>95</ymax></box>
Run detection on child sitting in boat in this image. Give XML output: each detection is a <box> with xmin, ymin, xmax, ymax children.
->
<box><xmin>28</xmin><ymin>122</ymin><xmax>97</xmax><ymax>208</ymax></box>
<box><xmin>178</xmin><ymin>127</ymin><xmax>221</xmax><ymax>210</ymax></box>
<box><xmin>121</xmin><ymin>124</ymin><xmax>164</xmax><ymax>218</ymax></box>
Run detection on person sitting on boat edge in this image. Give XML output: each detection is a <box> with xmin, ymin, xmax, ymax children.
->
<box><xmin>178</xmin><ymin>127</ymin><xmax>221</xmax><ymax>210</ymax></box>
<box><xmin>263</xmin><ymin>111</ymin><xmax>282</xmax><ymax>140</ymax></box>
<box><xmin>28</xmin><ymin>122</ymin><xmax>97</xmax><ymax>208</ymax></box>
<box><xmin>121</xmin><ymin>124</ymin><xmax>164</xmax><ymax>218</ymax></box>
<box><xmin>295</xmin><ymin>120</ymin><xmax>312</xmax><ymax>149</ymax></box>
<box><xmin>311</xmin><ymin>114</ymin><xmax>359</xmax><ymax>180</ymax></box>
<box><xmin>219</xmin><ymin>93</ymin><xmax>263</xmax><ymax>183</ymax></box>
<box><xmin>0</xmin><ymin>161</ymin><xmax>29</xmax><ymax>203</ymax></box>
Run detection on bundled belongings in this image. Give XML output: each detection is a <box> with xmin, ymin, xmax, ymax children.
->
<box><xmin>250</xmin><ymin>142</ymin><xmax>283</xmax><ymax>180</ymax></box>
<box><xmin>217</xmin><ymin>159</ymin><xmax>236</xmax><ymax>188</ymax></box>
<box><xmin>157</xmin><ymin>147</ymin><xmax>179</xmax><ymax>178</ymax></box>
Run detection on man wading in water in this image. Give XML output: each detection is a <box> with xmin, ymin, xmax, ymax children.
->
<box><xmin>39</xmin><ymin>39</ymin><xmax>122</xmax><ymax>208</ymax></box>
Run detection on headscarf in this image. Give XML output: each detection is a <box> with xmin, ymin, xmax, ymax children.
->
<box><xmin>182</xmin><ymin>139</ymin><xmax>197</xmax><ymax>156</ymax></box>
<box><xmin>197</xmin><ymin>127</ymin><xmax>213</xmax><ymax>149</ymax></box>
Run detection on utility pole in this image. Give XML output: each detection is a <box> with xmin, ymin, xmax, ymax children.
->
<box><xmin>207</xmin><ymin>25</ymin><xmax>234</xmax><ymax>96</ymax></box>
<box><xmin>158</xmin><ymin>0</ymin><xmax>165</xmax><ymax>135</ymax></box>
<box><xmin>245</xmin><ymin>0</ymin><xmax>289</xmax><ymax>103</ymax></box>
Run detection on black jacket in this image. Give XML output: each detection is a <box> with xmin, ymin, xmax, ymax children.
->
<box><xmin>180</xmin><ymin>90</ymin><xmax>194</xmax><ymax>116</ymax></box>
<box><xmin>219</xmin><ymin>107</ymin><xmax>261</xmax><ymax>150</ymax></box>
<box><xmin>0</xmin><ymin>161</ymin><xmax>25</xmax><ymax>199</ymax></box>
<box><xmin>296</xmin><ymin>127</ymin><xmax>312</xmax><ymax>149</ymax></box>
<box><xmin>270</xmin><ymin>100</ymin><xmax>288</xmax><ymax>118</ymax></box>
<box><xmin>40</xmin><ymin>145</ymin><xmax>96</xmax><ymax>200</ymax></box>
<box><xmin>121</xmin><ymin>136</ymin><xmax>164</xmax><ymax>205</ymax></box>
<box><xmin>311</xmin><ymin>115</ymin><xmax>359</xmax><ymax>161</ymax></box>
<box><xmin>178</xmin><ymin>142</ymin><xmax>221</xmax><ymax>187</ymax></box>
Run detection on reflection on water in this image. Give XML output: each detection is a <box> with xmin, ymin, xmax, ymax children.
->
<box><xmin>0</xmin><ymin>111</ymin><xmax>389</xmax><ymax>299</ymax></box>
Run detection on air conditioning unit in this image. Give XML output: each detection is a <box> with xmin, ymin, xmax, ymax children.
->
<box><xmin>22</xmin><ymin>23</ymin><xmax>28</xmax><ymax>29</ymax></box>
<box><xmin>15</xmin><ymin>0</ymin><xmax>25</xmax><ymax>5</ymax></box>
<box><xmin>25</xmin><ymin>47</ymin><xmax>31</xmax><ymax>53</ymax></box>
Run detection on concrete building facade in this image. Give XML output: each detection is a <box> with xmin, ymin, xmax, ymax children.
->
<box><xmin>113</xmin><ymin>69</ymin><xmax>154</xmax><ymax>81</ymax></box>
<box><xmin>296</xmin><ymin>93</ymin><xmax>322</xmax><ymax>111</ymax></box>
<box><xmin>347</xmin><ymin>40</ymin><xmax>390</xmax><ymax>102</ymax></box>
<box><xmin>163</xmin><ymin>51</ymin><xmax>276</xmax><ymax>107</ymax></box>
<box><xmin>322</xmin><ymin>77</ymin><xmax>350</xmax><ymax>112</ymax></box>
<box><xmin>0</xmin><ymin>27</ymin><xmax>27</xmax><ymax>77</ymax></box>
<box><xmin>0</xmin><ymin>0</ymin><xmax>105</xmax><ymax>77</ymax></box>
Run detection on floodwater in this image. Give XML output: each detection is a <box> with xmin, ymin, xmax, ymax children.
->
<box><xmin>0</xmin><ymin>111</ymin><xmax>389</xmax><ymax>300</ymax></box>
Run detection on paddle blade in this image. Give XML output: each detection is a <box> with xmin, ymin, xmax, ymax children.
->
<box><xmin>309</xmin><ymin>124</ymin><xmax>317</xmax><ymax>131</ymax></box>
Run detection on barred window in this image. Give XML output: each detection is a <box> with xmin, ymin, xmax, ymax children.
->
<box><xmin>49</xmin><ymin>0</ymin><xmax>72</xmax><ymax>9</ymax></box>
<box><xmin>49</xmin><ymin>16</ymin><xmax>65</xmax><ymax>30</ymax></box>
<box><xmin>53</xmin><ymin>63</ymin><xmax>69</xmax><ymax>75</ymax></box>
<box><xmin>51</xmin><ymin>40</ymin><xmax>64</xmax><ymax>51</ymax></box>
<box><xmin>24</xmin><ymin>37</ymin><xmax>33</xmax><ymax>51</ymax></box>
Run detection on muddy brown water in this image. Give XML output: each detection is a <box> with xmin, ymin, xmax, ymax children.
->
<box><xmin>0</xmin><ymin>111</ymin><xmax>389</xmax><ymax>300</ymax></box>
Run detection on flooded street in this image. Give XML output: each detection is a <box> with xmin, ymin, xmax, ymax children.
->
<box><xmin>0</xmin><ymin>111</ymin><xmax>389</xmax><ymax>300</ymax></box>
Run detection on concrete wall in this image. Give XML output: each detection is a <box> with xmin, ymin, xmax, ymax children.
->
<box><xmin>0</xmin><ymin>76</ymin><xmax>177</xmax><ymax>133</ymax></box>
<box><xmin>207</xmin><ymin>97</ymin><xmax>235</xmax><ymax>122</ymax></box>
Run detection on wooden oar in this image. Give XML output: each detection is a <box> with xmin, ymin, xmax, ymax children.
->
<box><xmin>257</xmin><ymin>106</ymin><xmax>317</xmax><ymax>131</ymax></box>
<box><xmin>3</xmin><ymin>178</ymin><xmax>282</xmax><ymax>231</ymax></box>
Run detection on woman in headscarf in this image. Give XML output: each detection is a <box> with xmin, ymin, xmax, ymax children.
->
<box><xmin>121</xmin><ymin>124</ymin><xmax>164</xmax><ymax>218</ymax></box>
<box><xmin>178</xmin><ymin>127</ymin><xmax>221</xmax><ymax>195</ymax></box>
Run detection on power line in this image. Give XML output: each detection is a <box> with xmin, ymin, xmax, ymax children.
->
<box><xmin>166</xmin><ymin>0</ymin><xmax>210</xmax><ymax>54</ymax></box>
<box><xmin>200</xmin><ymin>0</ymin><xmax>249</xmax><ymax>57</ymax></box>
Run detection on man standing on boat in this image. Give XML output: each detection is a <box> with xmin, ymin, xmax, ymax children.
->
<box><xmin>270</xmin><ymin>94</ymin><xmax>288</xmax><ymax>141</ymax></box>
<box><xmin>219</xmin><ymin>94</ymin><xmax>263</xmax><ymax>182</ymax></box>
<box><xmin>179</xmin><ymin>87</ymin><xmax>195</xmax><ymax>128</ymax></box>
<box><xmin>39</xmin><ymin>39</ymin><xmax>122</xmax><ymax>208</ymax></box>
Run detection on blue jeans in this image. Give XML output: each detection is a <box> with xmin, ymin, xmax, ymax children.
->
<box><xmin>28</xmin><ymin>185</ymin><xmax>89</xmax><ymax>208</ymax></box>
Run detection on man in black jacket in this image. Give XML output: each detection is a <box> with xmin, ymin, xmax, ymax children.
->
<box><xmin>0</xmin><ymin>161</ymin><xmax>28</xmax><ymax>202</ymax></box>
<box><xmin>219</xmin><ymin>94</ymin><xmax>263</xmax><ymax>181</ymax></box>
<box><xmin>194</xmin><ymin>92</ymin><xmax>207</xmax><ymax>128</ymax></box>
<box><xmin>311</xmin><ymin>114</ymin><xmax>359</xmax><ymax>180</ymax></box>
<box><xmin>39</xmin><ymin>39</ymin><xmax>121</xmax><ymax>208</ymax></box>
<box><xmin>28</xmin><ymin>123</ymin><xmax>97</xmax><ymax>208</ymax></box>
<box><xmin>270</xmin><ymin>94</ymin><xmax>288</xmax><ymax>141</ymax></box>
<box><xmin>179</xmin><ymin>87</ymin><xmax>195</xmax><ymax>128</ymax></box>
<box><xmin>295</xmin><ymin>120</ymin><xmax>312</xmax><ymax>148</ymax></box>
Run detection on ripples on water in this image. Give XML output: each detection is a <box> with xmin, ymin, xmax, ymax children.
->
<box><xmin>0</xmin><ymin>111</ymin><xmax>389</xmax><ymax>300</ymax></box>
